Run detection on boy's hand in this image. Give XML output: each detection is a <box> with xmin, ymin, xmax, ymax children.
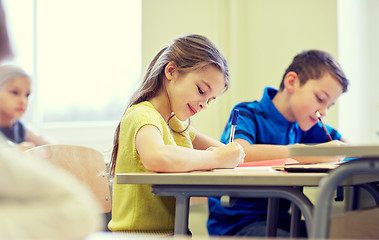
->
<box><xmin>316</xmin><ymin>140</ymin><xmax>345</xmax><ymax>162</ymax></box>
<box><xmin>294</xmin><ymin>140</ymin><xmax>345</xmax><ymax>163</ymax></box>
<box><xmin>318</xmin><ymin>140</ymin><xmax>345</xmax><ymax>147</ymax></box>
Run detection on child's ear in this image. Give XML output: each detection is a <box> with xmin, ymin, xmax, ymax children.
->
<box><xmin>283</xmin><ymin>71</ymin><xmax>299</xmax><ymax>94</ymax></box>
<box><xmin>164</xmin><ymin>61</ymin><xmax>177</xmax><ymax>80</ymax></box>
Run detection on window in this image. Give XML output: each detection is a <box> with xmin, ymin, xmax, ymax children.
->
<box><xmin>3</xmin><ymin>0</ymin><xmax>141</xmax><ymax>150</ymax></box>
<box><xmin>4</xmin><ymin>0</ymin><xmax>141</xmax><ymax>123</ymax></box>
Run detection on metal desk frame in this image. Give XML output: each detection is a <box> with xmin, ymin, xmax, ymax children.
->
<box><xmin>151</xmin><ymin>185</ymin><xmax>313</xmax><ymax>236</ymax></box>
<box><xmin>117</xmin><ymin>166</ymin><xmax>379</xmax><ymax>236</ymax></box>
<box><xmin>311</xmin><ymin>158</ymin><xmax>379</xmax><ymax>238</ymax></box>
<box><xmin>290</xmin><ymin>145</ymin><xmax>379</xmax><ymax>239</ymax></box>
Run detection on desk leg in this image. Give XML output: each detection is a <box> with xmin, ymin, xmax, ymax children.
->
<box><xmin>350</xmin><ymin>186</ymin><xmax>360</xmax><ymax>210</ymax></box>
<box><xmin>290</xmin><ymin>186</ymin><xmax>303</xmax><ymax>238</ymax></box>
<box><xmin>266</xmin><ymin>198</ymin><xmax>278</xmax><ymax>237</ymax></box>
<box><xmin>174</xmin><ymin>194</ymin><xmax>190</xmax><ymax>235</ymax></box>
<box><xmin>290</xmin><ymin>202</ymin><xmax>301</xmax><ymax>237</ymax></box>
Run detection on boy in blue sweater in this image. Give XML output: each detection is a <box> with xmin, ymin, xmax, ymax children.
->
<box><xmin>207</xmin><ymin>50</ymin><xmax>349</xmax><ymax>237</ymax></box>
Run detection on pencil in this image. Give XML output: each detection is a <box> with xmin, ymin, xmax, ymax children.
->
<box><xmin>315</xmin><ymin>110</ymin><xmax>333</xmax><ymax>141</ymax></box>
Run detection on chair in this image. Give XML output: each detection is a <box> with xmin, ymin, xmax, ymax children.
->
<box><xmin>24</xmin><ymin>144</ymin><xmax>112</xmax><ymax>215</ymax></box>
<box><xmin>311</xmin><ymin>158</ymin><xmax>379</xmax><ymax>238</ymax></box>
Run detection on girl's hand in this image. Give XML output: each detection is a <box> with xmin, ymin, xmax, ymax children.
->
<box><xmin>209</xmin><ymin>142</ymin><xmax>245</xmax><ymax>168</ymax></box>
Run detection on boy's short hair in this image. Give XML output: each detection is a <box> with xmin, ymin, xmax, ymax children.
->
<box><xmin>279</xmin><ymin>50</ymin><xmax>349</xmax><ymax>92</ymax></box>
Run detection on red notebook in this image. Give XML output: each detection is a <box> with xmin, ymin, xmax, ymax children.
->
<box><xmin>237</xmin><ymin>158</ymin><xmax>299</xmax><ymax>167</ymax></box>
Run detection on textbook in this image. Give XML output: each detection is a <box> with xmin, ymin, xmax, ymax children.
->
<box><xmin>273</xmin><ymin>158</ymin><xmax>359</xmax><ymax>173</ymax></box>
<box><xmin>273</xmin><ymin>162</ymin><xmax>340</xmax><ymax>173</ymax></box>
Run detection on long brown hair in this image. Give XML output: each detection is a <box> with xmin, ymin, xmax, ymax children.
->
<box><xmin>108</xmin><ymin>34</ymin><xmax>229</xmax><ymax>176</ymax></box>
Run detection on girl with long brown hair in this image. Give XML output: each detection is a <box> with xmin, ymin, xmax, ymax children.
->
<box><xmin>108</xmin><ymin>34</ymin><xmax>245</xmax><ymax>234</ymax></box>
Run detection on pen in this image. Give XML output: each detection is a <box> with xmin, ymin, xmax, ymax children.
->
<box><xmin>229</xmin><ymin>109</ymin><xmax>239</xmax><ymax>143</ymax></box>
<box><xmin>315</xmin><ymin>110</ymin><xmax>333</xmax><ymax>141</ymax></box>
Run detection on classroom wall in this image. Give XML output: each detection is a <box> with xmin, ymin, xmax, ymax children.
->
<box><xmin>337</xmin><ymin>0</ymin><xmax>379</xmax><ymax>144</ymax></box>
<box><xmin>142</xmin><ymin>0</ymin><xmax>339</xmax><ymax>139</ymax></box>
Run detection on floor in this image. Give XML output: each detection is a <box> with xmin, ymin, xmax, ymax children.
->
<box><xmin>189</xmin><ymin>198</ymin><xmax>209</xmax><ymax>237</ymax></box>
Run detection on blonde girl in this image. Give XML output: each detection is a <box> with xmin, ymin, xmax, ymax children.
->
<box><xmin>0</xmin><ymin>65</ymin><xmax>50</xmax><ymax>149</ymax></box>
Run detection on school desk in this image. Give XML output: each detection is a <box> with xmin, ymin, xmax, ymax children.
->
<box><xmin>290</xmin><ymin>145</ymin><xmax>379</xmax><ymax>238</ymax></box>
<box><xmin>116</xmin><ymin>165</ymin><xmax>379</xmax><ymax>237</ymax></box>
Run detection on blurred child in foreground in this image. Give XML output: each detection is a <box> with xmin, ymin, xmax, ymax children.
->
<box><xmin>0</xmin><ymin>1</ymin><xmax>103</xmax><ymax>238</ymax></box>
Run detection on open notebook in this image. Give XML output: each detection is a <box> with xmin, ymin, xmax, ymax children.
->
<box><xmin>237</xmin><ymin>158</ymin><xmax>358</xmax><ymax>173</ymax></box>
<box><xmin>273</xmin><ymin>158</ymin><xmax>359</xmax><ymax>173</ymax></box>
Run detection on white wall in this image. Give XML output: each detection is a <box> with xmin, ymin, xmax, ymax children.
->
<box><xmin>34</xmin><ymin>0</ymin><xmax>379</xmax><ymax>156</ymax></box>
<box><xmin>142</xmin><ymin>0</ymin><xmax>339</xmax><ymax>140</ymax></box>
<box><xmin>57</xmin><ymin>0</ymin><xmax>340</xmax><ymax>156</ymax></box>
<box><xmin>338</xmin><ymin>0</ymin><xmax>379</xmax><ymax>144</ymax></box>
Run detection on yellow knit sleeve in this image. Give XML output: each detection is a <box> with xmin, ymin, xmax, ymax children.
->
<box><xmin>187</xmin><ymin>125</ymin><xmax>197</xmax><ymax>142</ymax></box>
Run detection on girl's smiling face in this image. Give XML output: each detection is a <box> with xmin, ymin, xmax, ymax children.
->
<box><xmin>166</xmin><ymin>63</ymin><xmax>226</xmax><ymax>121</ymax></box>
<box><xmin>0</xmin><ymin>76</ymin><xmax>31</xmax><ymax>125</ymax></box>
<box><xmin>288</xmin><ymin>72</ymin><xmax>343</xmax><ymax>131</ymax></box>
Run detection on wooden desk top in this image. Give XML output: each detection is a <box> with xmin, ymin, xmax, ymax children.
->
<box><xmin>116</xmin><ymin>167</ymin><xmax>379</xmax><ymax>187</ymax></box>
<box><xmin>290</xmin><ymin>144</ymin><xmax>379</xmax><ymax>157</ymax></box>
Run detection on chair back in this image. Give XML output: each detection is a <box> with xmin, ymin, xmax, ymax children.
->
<box><xmin>25</xmin><ymin>144</ymin><xmax>112</xmax><ymax>213</ymax></box>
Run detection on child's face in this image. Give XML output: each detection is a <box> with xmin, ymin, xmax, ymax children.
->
<box><xmin>0</xmin><ymin>76</ymin><xmax>31</xmax><ymax>123</ymax></box>
<box><xmin>288</xmin><ymin>73</ymin><xmax>343</xmax><ymax>131</ymax></box>
<box><xmin>167</xmin><ymin>64</ymin><xmax>225</xmax><ymax>121</ymax></box>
